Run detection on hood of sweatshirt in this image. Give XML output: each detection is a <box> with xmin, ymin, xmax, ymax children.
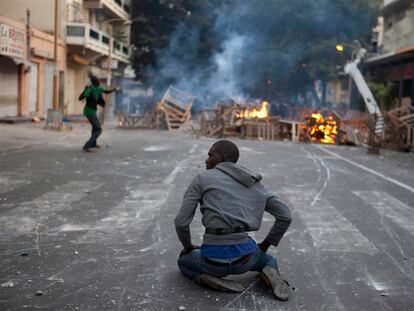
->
<box><xmin>215</xmin><ymin>162</ymin><xmax>262</xmax><ymax>187</ymax></box>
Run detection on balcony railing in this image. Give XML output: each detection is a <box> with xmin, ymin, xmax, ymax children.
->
<box><xmin>66</xmin><ymin>23</ymin><xmax>130</xmax><ymax>63</ymax></box>
<box><xmin>113</xmin><ymin>40</ymin><xmax>130</xmax><ymax>62</ymax></box>
<box><xmin>66</xmin><ymin>23</ymin><xmax>110</xmax><ymax>55</ymax></box>
<box><xmin>102</xmin><ymin>34</ymin><xmax>110</xmax><ymax>45</ymax></box>
<box><xmin>84</xmin><ymin>0</ymin><xmax>130</xmax><ymax>20</ymax></box>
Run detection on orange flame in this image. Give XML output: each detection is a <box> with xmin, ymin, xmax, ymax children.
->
<box><xmin>308</xmin><ymin>112</ymin><xmax>338</xmax><ymax>144</ymax></box>
<box><xmin>237</xmin><ymin>101</ymin><xmax>269</xmax><ymax>119</ymax></box>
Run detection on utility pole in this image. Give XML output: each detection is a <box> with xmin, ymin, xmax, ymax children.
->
<box><xmin>107</xmin><ymin>24</ymin><xmax>113</xmax><ymax>89</ymax></box>
<box><xmin>26</xmin><ymin>9</ymin><xmax>31</xmax><ymax>61</ymax></box>
<box><xmin>46</xmin><ymin>0</ymin><xmax>63</xmax><ymax>130</ymax></box>
<box><xmin>102</xmin><ymin>24</ymin><xmax>113</xmax><ymax>125</ymax></box>
<box><xmin>101</xmin><ymin>17</ymin><xmax>131</xmax><ymax>123</ymax></box>
<box><xmin>52</xmin><ymin>0</ymin><xmax>59</xmax><ymax>110</ymax></box>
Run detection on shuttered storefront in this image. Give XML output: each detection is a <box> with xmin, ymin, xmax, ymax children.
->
<box><xmin>28</xmin><ymin>63</ymin><xmax>38</xmax><ymax>115</ymax></box>
<box><xmin>43</xmin><ymin>62</ymin><xmax>54</xmax><ymax>117</ymax></box>
<box><xmin>0</xmin><ymin>56</ymin><xmax>18</xmax><ymax>117</ymax></box>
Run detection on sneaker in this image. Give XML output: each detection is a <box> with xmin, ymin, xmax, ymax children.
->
<box><xmin>261</xmin><ymin>266</ymin><xmax>290</xmax><ymax>301</ymax></box>
<box><xmin>198</xmin><ymin>274</ymin><xmax>245</xmax><ymax>293</ymax></box>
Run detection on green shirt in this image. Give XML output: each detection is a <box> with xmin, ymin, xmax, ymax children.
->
<box><xmin>83</xmin><ymin>85</ymin><xmax>104</xmax><ymax>117</ymax></box>
<box><xmin>83</xmin><ymin>105</ymin><xmax>97</xmax><ymax>117</ymax></box>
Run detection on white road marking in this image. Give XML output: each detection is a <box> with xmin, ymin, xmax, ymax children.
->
<box><xmin>302</xmin><ymin>147</ymin><xmax>330</xmax><ymax>206</ymax></box>
<box><xmin>315</xmin><ymin>146</ymin><xmax>414</xmax><ymax>194</ymax></box>
<box><xmin>284</xmin><ymin>189</ymin><xmax>378</xmax><ymax>254</ymax></box>
<box><xmin>77</xmin><ymin>147</ymin><xmax>197</xmax><ymax>244</ymax></box>
<box><xmin>143</xmin><ymin>145</ymin><xmax>170</xmax><ymax>152</ymax></box>
<box><xmin>353</xmin><ymin>191</ymin><xmax>414</xmax><ymax>236</ymax></box>
<box><xmin>163</xmin><ymin>158</ymin><xmax>187</xmax><ymax>185</ymax></box>
<box><xmin>76</xmin><ymin>186</ymin><xmax>167</xmax><ymax>244</ymax></box>
<box><xmin>0</xmin><ymin>181</ymin><xmax>103</xmax><ymax>236</ymax></box>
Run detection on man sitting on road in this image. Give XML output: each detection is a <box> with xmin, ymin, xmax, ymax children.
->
<box><xmin>174</xmin><ymin>140</ymin><xmax>292</xmax><ymax>300</ymax></box>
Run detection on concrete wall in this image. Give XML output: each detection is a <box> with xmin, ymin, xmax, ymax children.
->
<box><xmin>0</xmin><ymin>0</ymin><xmax>66</xmax><ymax>38</ymax></box>
<box><xmin>0</xmin><ymin>14</ymin><xmax>66</xmax><ymax>117</ymax></box>
<box><xmin>65</xmin><ymin>62</ymin><xmax>90</xmax><ymax>115</ymax></box>
<box><xmin>31</xmin><ymin>28</ymin><xmax>66</xmax><ymax>71</ymax></box>
<box><xmin>383</xmin><ymin>5</ymin><xmax>414</xmax><ymax>52</ymax></box>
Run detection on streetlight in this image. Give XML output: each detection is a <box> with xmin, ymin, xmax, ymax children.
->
<box><xmin>335</xmin><ymin>44</ymin><xmax>345</xmax><ymax>53</ymax></box>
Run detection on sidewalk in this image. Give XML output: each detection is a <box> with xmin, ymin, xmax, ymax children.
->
<box><xmin>0</xmin><ymin>122</ymin><xmax>118</xmax><ymax>154</ymax></box>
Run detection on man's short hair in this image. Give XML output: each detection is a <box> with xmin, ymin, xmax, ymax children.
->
<box><xmin>213</xmin><ymin>140</ymin><xmax>239</xmax><ymax>163</ymax></box>
<box><xmin>90</xmin><ymin>75</ymin><xmax>99</xmax><ymax>85</ymax></box>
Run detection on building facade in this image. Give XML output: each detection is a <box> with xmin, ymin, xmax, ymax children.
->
<box><xmin>65</xmin><ymin>0</ymin><xmax>131</xmax><ymax>117</ymax></box>
<box><xmin>366</xmin><ymin>0</ymin><xmax>414</xmax><ymax>105</ymax></box>
<box><xmin>0</xmin><ymin>0</ymin><xmax>131</xmax><ymax>119</ymax></box>
<box><xmin>0</xmin><ymin>14</ymin><xmax>65</xmax><ymax>118</ymax></box>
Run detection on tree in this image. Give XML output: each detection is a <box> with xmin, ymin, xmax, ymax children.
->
<box><xmin>131</xmin><ymin>0</ymin><xmax>381</xmax><ymax>103</ymax></box>
<box><xmin>369</xmin><ymin>82</ymin><xmax>397</xmax><ymax>111</ymax></box>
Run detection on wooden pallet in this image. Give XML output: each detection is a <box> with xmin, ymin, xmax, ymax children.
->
<box><xmin>279</xmin><ymin>119</ymin><xmax>305</xmax><ymax>142</ymax></box>
<box><xmin>117</xmin><ymin>111</ymin><xmax>155</xmax><ymax>129</ymax></box>
<box><xmin>240</xmin><ymin>117</ymin><xmax>280</xmax><ymax>141</ymax></box>
<box><xmin>156</xmin><ymin>86</ymin><xmax>194</xmax><ymax>131</ymax></box>
<box><xmin>200</xmin><ymin>104</ymin><xmax>243</xmax><ymax>137</ymax></box>
<box><xmin>385</xmin><ymin>100</ymin><xmax>414</xmax><ymax>149</ymax></box>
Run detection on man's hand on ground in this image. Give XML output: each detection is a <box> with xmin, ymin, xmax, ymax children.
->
<box><xmin>179</xmin><ymin>245</ymin><xmax>199</xmax><ymax>257</ymax></box>
<box><xmin>258</xmin><ymin>239</ymin><xmax>271</xmax><ymax>253</ymax></box>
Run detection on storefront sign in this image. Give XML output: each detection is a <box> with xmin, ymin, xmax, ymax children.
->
<box><xmin>101</xmin><ymin>58</ymin><xmax>118</xmax><ymax>69</ymax></box>
<box><xmin>32</xmin><ymin>47</ymin><xmax>54</xmax><ymax>60</ymax></box>
<box><xmin>0</xmin><ymin>23</ymin><xmax>26</xmax><ymax>59</ymax></box>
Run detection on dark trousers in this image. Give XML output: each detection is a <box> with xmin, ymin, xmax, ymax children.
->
<box><xmin>83</xmin><ymin>114</ymin><xmax>102</xmax><ymax>149</ymax></box>
<box><xmin>178</xmin><ymin>249</ymin><xmax>278</xmax><ymax>281</ymax></box>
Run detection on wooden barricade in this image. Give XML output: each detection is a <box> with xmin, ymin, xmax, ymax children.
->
<box><xmin>278</xmin><ymin>119</ymin><xmax>305</xmax><ymax>142</ymax></box>
<box><xmin>156</xmin><ymin>86</ymin><xmax>194</xmax><ymax>130</ymax></box>
<box><xmin>117</xmin><ymin>111</ymin><xmax>155</xmax><ymax>129</ymax></box>
<box><xmin>200</xmin><ymin>104</ymin><xmax>243</xmax><ymax>137</ymax></box>
<box><xmin>240</xmin><ymin>117</ymin><xmax>280</xmax><ymax>141</ymax></box>
<box><xmin>385</xmin><ymin>100</ymin><xmax>414</xmax><ymax>149</ymax></box>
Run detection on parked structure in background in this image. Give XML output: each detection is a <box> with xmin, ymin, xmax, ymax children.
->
<box><xmin>0</xmin><ymin>0</ymin><xmax>131</xmax><ymax>121</ymax></box>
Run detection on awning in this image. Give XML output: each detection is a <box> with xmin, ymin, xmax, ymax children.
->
<box><xmin>382</xmin><ymin>0</ymin><xmax>412</xmax><ymax>14</ymax></box>
<box><xmin>72</xmin><ymin>54</ymin><xmax>90</xmax><ymax>65</ymax></box>
<box><xmin>365</xmin><ymin>48</ymin><xmax>414</xmax><ymax>66</ymax></box>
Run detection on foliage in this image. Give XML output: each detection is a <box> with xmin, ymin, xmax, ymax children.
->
<box><xmin>368</xmin><ymin>82</ymin><xmax>397</xmax><ymax>111</ymax></box>
<box><xmin>131</xmin><ymin>0</ymin><xmax>381</xmax><ymax>100</ymax></box>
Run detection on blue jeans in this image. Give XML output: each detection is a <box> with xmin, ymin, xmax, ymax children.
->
<box><xmin>178</xmin><ymin>249</ymin><xmax>278</xmax><ymax>281</ymax></box>
<box><xmin>84</xmin><ymin>114</ymin><xmax>102</xmax><ymax>149</ymax></box>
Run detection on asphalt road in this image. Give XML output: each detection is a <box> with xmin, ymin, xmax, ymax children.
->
<box><xmin>0</xmin><ymin>123</ymin><xmax>413</xmax><ymax>311</ymax></box>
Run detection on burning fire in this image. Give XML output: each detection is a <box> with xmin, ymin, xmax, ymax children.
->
<box><xmin>237</xmin><ymin>101</ymin><xmax>269</xmax><ymax>119</ymax></box>
<box><xmin>308</xmin><ymin>112</ymin><xmax>338</xmax><ymax>144</ymax></box>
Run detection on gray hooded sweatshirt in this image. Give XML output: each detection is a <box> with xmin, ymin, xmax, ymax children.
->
<box><xmin>175</xmin><ymin>162</ymin><xmax>291</xmax><ymax>248</ymax></box>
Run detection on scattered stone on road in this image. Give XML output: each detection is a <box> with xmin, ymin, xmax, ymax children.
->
<box><xmin>0</xmin><ymin>123</ymin><xmax>413</xmax><ymax>310</ymax></box>
<box><xmin>1</xmin><ymin>281</ymin><xmax>14</xmax><ymax>288</ymax></box>
<box><xmin>35</xmin><ymin>290</ymin><xmax>44</xmax><ymax>296</ymax></box>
